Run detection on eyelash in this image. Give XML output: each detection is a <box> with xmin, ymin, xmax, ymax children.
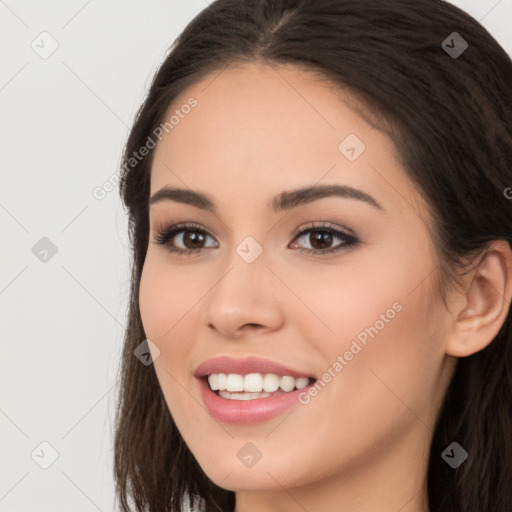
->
<box><xmin>153</xmin><ymin>222</ymin><xmax>358</xmax><ymax>257</ymax></box>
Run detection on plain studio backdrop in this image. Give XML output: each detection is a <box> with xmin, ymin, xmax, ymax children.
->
<box><xmin>0</xmin><ymin>1</ymin><xmax>511</xmax><ymax>511</ymax></box>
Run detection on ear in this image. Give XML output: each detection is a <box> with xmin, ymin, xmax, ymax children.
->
<box><xmin>446</xmin><ymin>240</ymin><xmax>512</xmax><ymax>358</ymax></box>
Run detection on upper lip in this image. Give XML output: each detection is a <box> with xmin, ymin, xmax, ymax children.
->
<box><xmin>194</xmin><ymin>355</ymin><xmax>316</xmax><ymax>379</ymax></box>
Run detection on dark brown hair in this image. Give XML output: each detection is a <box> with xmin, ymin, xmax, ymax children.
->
<box><xmin>114</xmin><ymin>0</ymin><xmax>512</xmax><ymax>510</ymax></box>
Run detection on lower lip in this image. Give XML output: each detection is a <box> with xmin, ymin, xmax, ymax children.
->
<box><xmin>197</xmin><ymin>377</ymin><xmax>315</xmax><ymax>424</ymax></box>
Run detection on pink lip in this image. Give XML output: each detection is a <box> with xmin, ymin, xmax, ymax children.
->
<box><xmin>194</xmin><ymin>355</ymin><xmax>316</xmax><ymax>424</ymax></box>
<box><xmin>197</xmin><ymin>376</ymin><xmax>316</xmax><ymax>424</ymax></box>
<box><xmin>194</xmin><ymin>355</ymin><xmax>315</xmax><ymax>379</ymax></box>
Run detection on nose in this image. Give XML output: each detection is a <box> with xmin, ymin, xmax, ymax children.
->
<box><xmin>200</xmin><ymin>253</ymin><xmax>285</xmax><ymax>339</ymax></box>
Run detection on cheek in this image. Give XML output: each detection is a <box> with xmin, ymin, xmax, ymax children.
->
<box><xmin>138</xmin><ymin>254</ymin><xmax>199</xmax><ymax>391</ymax></box>
<box><xmin>288</xmin><ymin>241</ymin><xmax>444</xmax><ymax>409</ymax></box>
<box><xmin>138</xmin><ymin>254</ymin><xmax>207</xmax><ymax>425</ymax></box>
<box><xmin>286</xmin><ymin>280</ymin><xmax>444</xmax><ymax>482</ymax></box>
<box><xmin>139</xmin><ymin>252</ymin><xmax>205</xmax><ymax>339</ymax></box>
<box><xmin>302</xmin><ymin>233</ymin><xmax>439</xmax><ymax>354</ymax></box>
<box><xmin>327</xmin><ymin>284</ymin><xmax>443</xmax><ymax>437</ymax></box>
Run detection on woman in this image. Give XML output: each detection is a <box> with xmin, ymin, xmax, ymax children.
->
<box><xmin>114</xmin><ymin>0</ymin><xmax>512</xmax><ymax>510</ymax></box>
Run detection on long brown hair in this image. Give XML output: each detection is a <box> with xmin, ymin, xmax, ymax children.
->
<box><xmin>114</xmin><ymin>1</ymin><xmax>512</xmax><ymax>510</ymax></box>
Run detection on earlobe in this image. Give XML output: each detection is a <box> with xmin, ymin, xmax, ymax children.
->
<box><xmin>446</xmin><ymin>240</ymin><xmax>512</xmax><ymax>358</ymax></box>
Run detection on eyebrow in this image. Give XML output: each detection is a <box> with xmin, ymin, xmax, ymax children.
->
<box><xmin>149</xmin><ymin>184</ymin><xmax>384</xmax><ymax>213</ymax></box>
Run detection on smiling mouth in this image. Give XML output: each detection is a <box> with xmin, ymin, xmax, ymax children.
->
<box><xmin>204</xmin><ymin>372</ymin><xmax>316</xmax><ymax>400</ymax></box>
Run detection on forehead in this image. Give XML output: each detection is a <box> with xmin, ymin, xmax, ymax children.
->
<box><xmin>149</xmin><ymin>61</ymin><xmax>422</xmax><ymax>216</ymax></box>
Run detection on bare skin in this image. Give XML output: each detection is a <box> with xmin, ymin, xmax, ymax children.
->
<box><xmin>138</xmin><ymin>61</ymin><xmax>512</xmax><ymax>512</ymax></box>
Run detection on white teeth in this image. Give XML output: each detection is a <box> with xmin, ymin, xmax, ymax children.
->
<box><xmin>244</xmin><ymin>373</ymin><xmax>263</xmax><ymax>392</ymax></box>
<box><xmin>279</xmin><ymin>375</ymin><xmax>295</xmax><ymax>392</ymax></box>
<box><xmin>226</xmin><ymin>373</ymin><xmax>244</xmax><ymax>392</ymax></box>
<box><xmin>295</xmin><ymin>377</ymin><xmax>309</xmax><ymax>390</ymax></box>
<box><xmin>208</xmin><ymin>373</ymin><xmax>219</xmax><ymax>390</ymax></box>
<box><xmin>217</xmin><ymin>373</ymin><xmax>227</xmax><ymax>390</ymax></box>
<box><xmin>207</xmin><ymin>372</ymin><xmax>311</xmax><ymax>393</ymax></box>
<box><xmin>263</xmin><ymin>373</ymin><xmax>280</xmax><ymax>392</ymax></box>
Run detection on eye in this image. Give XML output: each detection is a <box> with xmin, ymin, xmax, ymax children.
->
<box><xmin>289</xmin><ymin>222</ymin><xmax>358</xmax><ymax>255</ymax></box>
<box><xmin>153</xmin><ymin>222</ymin><xmax>218</xmax><ymax>256</ymax></box>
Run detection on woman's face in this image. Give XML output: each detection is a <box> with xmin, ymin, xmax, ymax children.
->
<box><xmin>139</xmin><ymin>61</ymin><xmax>457</xmax><ymax>501</ymax></box>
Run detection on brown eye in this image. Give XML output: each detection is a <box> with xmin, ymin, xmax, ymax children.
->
<box><xmin>154</xmin><ymin>223</ymin><xmax>218</xmax><ymax>255</ymax></box>
<box><xmin>308</xmin><ymin>231</ymin><xmax>333</xmax><ymax>250</ymax></box>
<box><xmin>290</xmin><ymin>225</ymin><xmax>357</xmax><ymax>255</ymax></box>
<box><xmin>182</xmin><ymin>230</ymin><xmax>207</xmax><ymax>249</ymax></box>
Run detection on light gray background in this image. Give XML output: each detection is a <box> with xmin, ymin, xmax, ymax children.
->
<box><xmin>1</xmin><ymin>1</ymin><xmax>511</xmax><ymax>511</ymax></box>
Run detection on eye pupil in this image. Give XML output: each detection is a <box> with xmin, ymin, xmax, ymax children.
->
<box><xmin>311</xmin><ymin>231</ymin><xmax>332</xmax><ymax>249</ymax></box>
<box><xmin>184</xmin><ymin>231</ymin><xmax>205</xmax><ymax>248</ymax></box>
